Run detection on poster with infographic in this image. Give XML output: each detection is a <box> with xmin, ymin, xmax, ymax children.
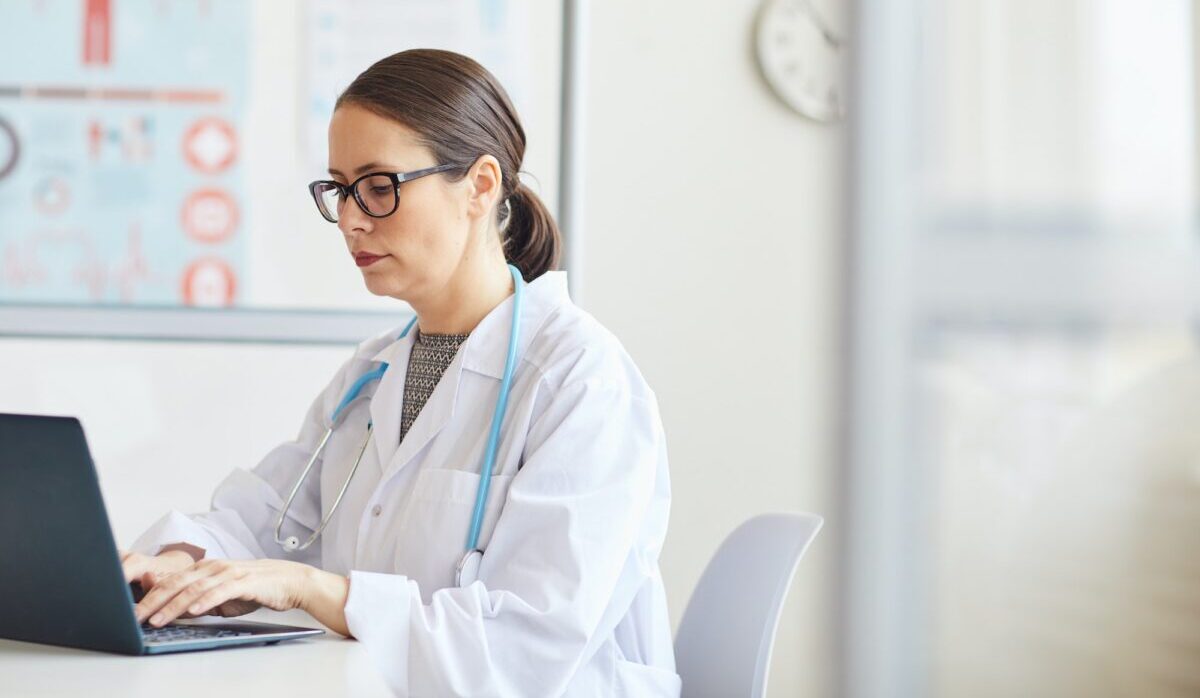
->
<box><xmin>0</xmin><ymin>0</ymin><xmax>248</xmax><ymax>307</ymax></box>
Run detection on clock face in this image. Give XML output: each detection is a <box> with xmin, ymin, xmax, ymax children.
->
<box><xmin>755</xmin><ymin>0</ymin><xmax>845</xmax><ymax>122</ymax></box>
<box><xmin>0</xmin><ymin>118</ymin><xmax>18</xmax><ymax>180</ymax></box>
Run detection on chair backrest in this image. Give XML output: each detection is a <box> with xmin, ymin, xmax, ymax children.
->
<box><xmin>674</xmin><ymin>512</ymin><xmax>824</xmax><ymax>698</ymax></box>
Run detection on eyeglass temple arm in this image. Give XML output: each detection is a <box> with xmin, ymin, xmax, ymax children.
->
<box><xmin>395</xmin><ymin>163</ymin><xmax>467</xmax><ymax>183</ymax></box>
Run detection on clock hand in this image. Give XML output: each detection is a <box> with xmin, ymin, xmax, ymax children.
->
<box><xmin>800</xmin><ymin>0</ymin><xmax>843</xmax><ymax>49</ymax></box>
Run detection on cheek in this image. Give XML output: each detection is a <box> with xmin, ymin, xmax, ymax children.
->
<box><xmin>392</xmin><ymin>195</ymin><xmax>467</xmax><ymax>254</ymax></box>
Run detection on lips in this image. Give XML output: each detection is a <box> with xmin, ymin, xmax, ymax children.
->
<box><xmin>354</xmin><ymin>252</ymin><xmax>386</xmax><ymax>268</ymax></box>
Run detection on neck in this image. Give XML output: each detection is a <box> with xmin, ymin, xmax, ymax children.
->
<box><xmin>410</xmin><ymin>254</ymin><xmax>514</xmax><ymax>335</ymax></box>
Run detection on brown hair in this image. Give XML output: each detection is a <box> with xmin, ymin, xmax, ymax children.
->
<box><xmin>336</xmin><ymin>49</ymin><xmax>561</xmax><ymax>281</ymax></box>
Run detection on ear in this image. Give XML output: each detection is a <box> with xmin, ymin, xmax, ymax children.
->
<box><xmin>464</xmin><ymin>154</ymin><xmax>503</xmax><ymax>222</ymax></box>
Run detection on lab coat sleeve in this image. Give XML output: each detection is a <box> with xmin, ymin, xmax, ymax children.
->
<box><xmin>343</xmin><ymin>379</ymin><xmax>668</xmax><ymax>697</ymax></box>
<box><xmin>128</xmin><ymin>356</ymin><xmax>357</xmax><ymax>566</ymax></box>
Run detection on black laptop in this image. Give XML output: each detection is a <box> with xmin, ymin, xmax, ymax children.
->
<box><xmin>0</xmin><ymin>413</ymin><xmax>323</xmax><ymax>655</ymax></box>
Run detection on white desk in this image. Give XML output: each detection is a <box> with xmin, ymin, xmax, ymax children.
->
<box><xmin>0</xmin><ymin>609</ymin><xmax>392</xmax><ymax>697</ymax></box>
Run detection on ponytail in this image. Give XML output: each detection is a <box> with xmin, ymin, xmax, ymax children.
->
<box><xmin>501</xmin><ymin>183</ymin><xmax>561</xmax><ymax>281</ymax></box>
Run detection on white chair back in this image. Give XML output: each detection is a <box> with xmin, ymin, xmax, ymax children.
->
<box><xmin>674</xmin><ymin>512</ymin><xmax>824</xmax><ymax>698</ymax></box>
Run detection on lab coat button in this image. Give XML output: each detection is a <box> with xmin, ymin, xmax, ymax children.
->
<box><xmin>371</xmin><ymin>504</ymin><xmax>382</xmax><ymax>517</ymax></box>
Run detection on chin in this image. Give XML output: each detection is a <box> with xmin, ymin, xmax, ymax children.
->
<box><xmin>363</xmin><ymin>274</ymin><xmax>412</xmax><ymax>302</ymax></box>
<box><xmin>361</xmin><ymin>276</ymin><xmax>392</xmax><ymax>297</ymax></box>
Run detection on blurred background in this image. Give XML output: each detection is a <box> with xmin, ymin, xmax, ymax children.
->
<box><xmin>1</xmin><ymin>1</ymin><xmax>1197</xmax><ymax>696</ymax></box>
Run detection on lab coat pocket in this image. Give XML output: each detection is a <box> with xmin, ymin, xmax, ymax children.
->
<box><xmin>395</xmin><ymin>467</ymin><xmax>514</xmax><ymax>597</ymax></box>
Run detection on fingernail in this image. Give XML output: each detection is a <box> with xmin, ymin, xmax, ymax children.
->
<box><xmin>150</xmin><ymin>614</ymin><xmax>163</xmax><ymax>625</ymax></box>
<box><xmin>188</xmin><ymin>604</ymin><xmax>200</xmax><ymax>614</ymax></box>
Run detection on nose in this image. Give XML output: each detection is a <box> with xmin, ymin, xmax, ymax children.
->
<box><xmin>337</xmin><ymin>193</ymin><xmax>373</xmax><ymax>238</ymax></box>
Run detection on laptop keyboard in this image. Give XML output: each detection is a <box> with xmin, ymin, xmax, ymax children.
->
<box><xmin>141</xmin><ymin>624</ymin><xmax>253</xmax><ymax>643</ymax></box>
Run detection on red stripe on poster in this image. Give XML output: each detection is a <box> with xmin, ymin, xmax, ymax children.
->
<box><xmin>83</xmin><ymin>0</ymin><xmax>112</xmax><ymax>66</ymax></box>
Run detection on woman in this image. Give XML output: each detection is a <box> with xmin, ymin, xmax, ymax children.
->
<box><xmin>121</xmin><ymin>49</ymin><xmax>679</xmax><ymax>696</ymax></box>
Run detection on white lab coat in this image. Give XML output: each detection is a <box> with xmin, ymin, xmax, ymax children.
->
<box><xmin>131</xmin><ymin>271</ymin><xmax>681</xmax><ymax>697</ymax></box>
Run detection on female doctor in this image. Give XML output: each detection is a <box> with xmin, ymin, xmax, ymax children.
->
<box><xmin>120</xmin><ymin>49</ymin><xmax>679</xmax><ymax>696</ymax></box>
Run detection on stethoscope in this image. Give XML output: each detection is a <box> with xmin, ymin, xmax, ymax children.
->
<box><xmin>273</xmin><ymin>263</ymin><xmax>525</xmax><ymax>587</ymax></box>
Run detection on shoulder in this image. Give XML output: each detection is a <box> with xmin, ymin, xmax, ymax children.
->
<box><xmin>516</xmin><ymin>303</ymin><xmax>667</xmax><ymax>474</ymax></box>
<box><xmin>522</xmin><ymin>300</ymin><xmax>655</xmax><ymax>403</ymax></box>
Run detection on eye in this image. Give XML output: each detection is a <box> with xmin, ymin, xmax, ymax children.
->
<box><xmin>370</xmin><ymin>185</ymin><xmax>392</xmax><ymax>196</ymax></box>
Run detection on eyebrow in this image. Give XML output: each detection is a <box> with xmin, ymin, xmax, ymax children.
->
<box><xmin>327</xmin><ymin>162</ymin><xmax>404</xmax><ymax>178</ymax></box>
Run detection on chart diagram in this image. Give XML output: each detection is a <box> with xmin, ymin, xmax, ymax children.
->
<box><xmin>0</xmin><ymin>0</ymin><xmax>248</xmax><ymax>307</ymax></box>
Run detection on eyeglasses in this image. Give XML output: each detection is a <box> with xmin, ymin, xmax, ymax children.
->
<box><xmin>308</xmin><ymin>164</ymin><xmax>465</xmax><ymax>223</ymax></box>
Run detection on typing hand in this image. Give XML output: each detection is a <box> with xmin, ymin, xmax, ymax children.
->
<box><xmin>133</xmin><ymin>558</ymin><xmax>312</xmax><ymax>627</ymax></box>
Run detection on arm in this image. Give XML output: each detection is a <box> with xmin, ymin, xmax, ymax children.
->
<box><xmin>342</xmin><ymin>380</ymin><xmax>669</xmax><ymax>696</ymax></box>
<box><xmin>300</xmin><ymin>567</ymin><xmax>352</xmax><ymax>636</ymax></box>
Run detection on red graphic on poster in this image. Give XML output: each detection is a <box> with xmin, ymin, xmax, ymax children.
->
<box><xmin>88</xmin><ymin>121</ymin><xmax>103</xmax><ymax>159</ymax></box>
<box><xmin>182</xmin><ymin>117</ymin><xmax>236</xmax><ymax>174</ymax></box>
<box><xmin>181</xmin><ymin>188</ymin><xmax>238</xmax><ymax>243</ymax></box>
<box><xmin>2</xmin><ymin>240</ymin><xmax>48</xmax><ymax>288</ymax></box>
<box><xmin>181</xmin><ymin>257</ymin><xmax>236</xmax><ymax>306</ymax></box>
<box><xmin>114</xmin><ymin>223</ymin><xmax>152</xmax><ymax>301</ymax></box>
<box><xmin>89</xmin><ymin>118</ymin><xmax>154</xmax><ymax>162</ymax></box>
<box><xmin>69</xmin><ymin>224</ymin><xmax>154</xmax><ymax>301</ymax></box>
<box><xmin>83</xmin><ymin>0</ymin><xmax>111</xmax><ymax>66</ymax></box>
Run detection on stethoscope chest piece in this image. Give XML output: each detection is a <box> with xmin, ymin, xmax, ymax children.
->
<box><xmin>456</xmin><ymin>549</ymin><xmax>483</xmax><ymax>587</ymax></box>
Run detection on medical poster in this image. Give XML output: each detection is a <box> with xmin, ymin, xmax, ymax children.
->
<box><xmin>303</xmin><ymin>0</ymin><xmax>533</xmax><ymax>173</ymax></box>
<box><xmin>0</xmin><ymin>0</ymin><xmax>249</xmax><ymax>307</ymax></box>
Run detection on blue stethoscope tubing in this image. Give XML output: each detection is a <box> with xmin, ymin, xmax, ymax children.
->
<box><xmin>274</xmin><ymin>264</ymin><xmax>525</xmax><ymax>586</ymax></box>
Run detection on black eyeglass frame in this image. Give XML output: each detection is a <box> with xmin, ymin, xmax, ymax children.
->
<box><xmin>308</xmin><ymin>163</ymin><xmax>466</xmax><ymax>223</ymax></box>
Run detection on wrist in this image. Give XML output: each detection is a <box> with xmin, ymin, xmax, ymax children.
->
<box><xmin>296</xmin><ymin>563</ymin><xmax>319</xmax><ymax>611</ymax></box>
<box><xmin>297</xmin><ymin>565</ymin><xmax>352</xmax><ymax>636</ymax></box>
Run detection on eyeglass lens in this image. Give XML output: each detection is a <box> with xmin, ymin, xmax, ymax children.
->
<box><xmin>312</xmin><ymin>175</ymin><xmax>397</xmax><ymax>223</ymax></box>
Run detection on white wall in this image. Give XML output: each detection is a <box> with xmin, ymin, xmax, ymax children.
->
<box><xmin>581</xmin><ymin>2</ymin><xmax>844</xmax><ymax>695</ymax></box>
<box><xmin>0</xmin><ymin>2</ymin><xmax>844</xmax><ymax>695</ymax></box>
<box><xmin>0</xmin><ymin>338</ymin><xmax>349</xmax><ymax>540</ymax></box>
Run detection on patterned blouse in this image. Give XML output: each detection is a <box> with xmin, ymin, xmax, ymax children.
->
<box><xmin>399</xmin><ymin>329</ymin><xmax>471</xmax><ymax>444</ymax></box>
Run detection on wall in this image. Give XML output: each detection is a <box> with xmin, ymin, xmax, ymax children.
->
<box><xmin>580</xmin><ymin>2</ymin><xmax>845</xmax><ymax>695</ymax></box>
<box><xmin>0</xmin><ymin>1</ymin><xmax>845</xmax><ymax>695</ymax></box>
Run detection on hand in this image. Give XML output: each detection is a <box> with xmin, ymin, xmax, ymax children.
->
<box><xmin>119</xmin><ymin>548</ymin><xmax>194</xmax><ymax>584</ymax></box>
<box><xmin>133</xmin><ymin>558</ymin><xmax>312</xmax><ymax>627</ymax></box>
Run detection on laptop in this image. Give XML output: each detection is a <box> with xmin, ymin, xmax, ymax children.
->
<box><xmin>0</xmin><ymin>413</ymin><xmax>324</xmax><ymax>655</ymax></box>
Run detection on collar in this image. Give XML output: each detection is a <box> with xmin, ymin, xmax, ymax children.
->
<box><xmin>368</xmin><ymin>270</ymin><xmax>570</xmax><ymax>379</ymax></box>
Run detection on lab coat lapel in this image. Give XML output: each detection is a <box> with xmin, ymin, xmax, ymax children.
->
<box><xmin>378</xmin><ymin>350</ymin><xmax>464</xmax><ymax>482</ymax></box>
<box><xmin>372</xmin><ymin>271</ymin><xmax>571</xmax><ymax>483</ymax></box>
<box><xmin>458</xmin><ymin>270</ymin><xmax>568</xmax><ymax>379</ymax></box>
<box><xmin>368</xmin><ymin>330</ymin><xmax>415</xmax><ymax>473</ymax></box>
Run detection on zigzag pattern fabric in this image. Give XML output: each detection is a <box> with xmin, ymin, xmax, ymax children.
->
<box><xmin>399</xmin><ymin>329</ymin><xmax>470</xmax><ymax>444</ymax></box>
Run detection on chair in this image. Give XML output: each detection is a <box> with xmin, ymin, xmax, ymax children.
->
<box><xmin>674</xmin><ymin>512</ymin><xmax>824</xmax><ymax>698</ymax></box>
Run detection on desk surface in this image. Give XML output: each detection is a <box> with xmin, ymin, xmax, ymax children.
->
<box><xmin>0</xmin><ymin>609</ymin><xmax>392</xmax><ymax>697</ymax></box>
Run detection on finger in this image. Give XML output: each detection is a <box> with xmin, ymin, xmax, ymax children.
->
<box><xmin>135</xmin><ymin>565</ymin><xmax>213</xmax><ymax>624</ymax></box>
<box><xmin>211</xmin><ymin>601</ymin><xmax>237</xmax><ymax>618</ymax></box>
<box><xmin>148</xmin><ymin>572</ymin><xmax>232</xmax><ymax>627</ymax></box>
<box><xmin>186</xmin><ymin>578</ymin><xmax>247</xmax><ymax>619</ymax></box>
<box><xmin>123</xmin><ymin>556</ymin><xmax>148</xmax><ymax>583</ymax></box>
